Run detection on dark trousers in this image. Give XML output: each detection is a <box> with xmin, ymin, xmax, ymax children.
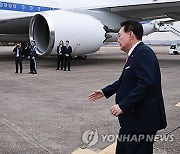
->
<box><xmin>30</xmin><ymin>58</ymin><xmax>37</xmax><ymax>73</ymax></box>
<box><xmin>60</xmin><ymin>56</ymin><xmax>64</xmax><ymax>70</ymax></box>
<box><xmin>57</xmin><ymin>55</ymin><xmax>63</xmax><ymax>70</ymax></box>
<box><xmin>15</xmin><ymin>57</ymin><xmax>22</xmax><ymax>73</ymax></box>
<box><xmin>64</xmin><ymin>56</ymin><xmax>70</xmax><ymax>71</ymax></box>
<box><xmin>116</xmin><ymin>129</ymin><xmax>157</xmax><ymax>154</ymax></box>
<box><xmin>57</xmin><ymin>55</ymin><xmax>60</xmax><ymax>69</ymax></box>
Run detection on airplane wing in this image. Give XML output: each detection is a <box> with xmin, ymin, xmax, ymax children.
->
<box><xmin>0</xmin><ymin>13</ymin><xmax>33</xmax><ymax>22</ymax></box>
<box><xmin>90</xmin><ymin>1</ymin><xmax>180</xmax><ymax>20</ymax></box>
<box><xmin>0</xmin><ymin>13</ymin><xmax>34</xmax><ymax>42</ymax></box>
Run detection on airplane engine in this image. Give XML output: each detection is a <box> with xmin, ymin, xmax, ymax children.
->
<box><xmin>29</xmin><ymin>10</ymin><xmax>106</xmax><ymax>56</ymax></box>
<box><xmin>142</xmin><ymin>20</ymin><xmax>156</xmax><ymax>36</ymax></box>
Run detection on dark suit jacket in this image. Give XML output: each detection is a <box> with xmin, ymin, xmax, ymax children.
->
<box><xmin>57</xmin><ymin>45</ymin><xmax>66</xmax><ymax>56</ymax></box>
<box><xmin>29</xmin><ymin>45</ymin><xmax>37</xmax><ymax>59</ymax></box>
<box><xmin>13</xmin><ymin>47</ymin><xmax>23</xmax><ymax>59</ymax></box>
<box><xmin>64</xmin><ymin>46</ymin><xmax>72</xmax><ymax>57</ymax></box>
<box><xmin>102</xmin><ymin>42</ymin><xmax>167</xmax><ymax>133</ymax></box>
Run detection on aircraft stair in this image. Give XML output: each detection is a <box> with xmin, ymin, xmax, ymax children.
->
<box><xmin>155</xmin><ymin>20</ymin><xmax>180</xmax><ymax>37</ymax></box>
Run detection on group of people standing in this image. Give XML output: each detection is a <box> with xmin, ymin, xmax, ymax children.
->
<box><xmin>13</xmin><ymin>40</ymin><xmax>37</xmax><ymax>74</ymax></box>
<box><xmin>13</xmin><ymin>40</ymin><xmax>72</xmax><ymax>74</ymax></box>
<box><xmin>56</xmin><ymin>40</ymin><xmax>72</xmax><ymax>71</ymax></box>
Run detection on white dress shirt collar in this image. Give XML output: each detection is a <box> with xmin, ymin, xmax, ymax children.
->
<box><xmin>128</xmin><ymin>41</ymin><xmax>142</xmax><ymax>57</ymax></box>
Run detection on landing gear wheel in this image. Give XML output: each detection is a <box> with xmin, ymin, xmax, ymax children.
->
<box><xmin>78</xmin><ymin>56</ymin><xmax>87</xmax><ymax>60</ymax></box>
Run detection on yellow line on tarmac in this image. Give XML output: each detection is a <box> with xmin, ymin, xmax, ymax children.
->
<box><xmin>98</xmin><ymin>143</ymin><xmax>116</xmax><ymax>154</ymax></box>
<box><xmin>175</xmin><ymin>102</ymin><xmax>180</xmax><ymax>107</ymax></box>
<box><xmin>72</xmin><ymin>143</ymin><xmax>116</xmax><ymax>154</ymax></box>
<box><xmin>72</xmin><ymin>148</ymin><xmax>97</xmax><ymax>154</ymax></box>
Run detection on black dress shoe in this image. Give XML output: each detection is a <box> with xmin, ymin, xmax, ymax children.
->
<box><xmin>15</xmin><ymin>72</ymin><xmax>18</xmax><ymax>73</ymax></box>
<box><xmin>56</xmin><ymin>68</ymin><xmax>59</xmax><ymax>70</ymax></box>
<box><xmin>29</xmin><ymin>72</ymin><xmax>33</xmax><ymax>74</ymax></box>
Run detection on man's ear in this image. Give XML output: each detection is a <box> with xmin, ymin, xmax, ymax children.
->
<box><xmin>129</xmin><ymin>31</ymin><xmax>135</xmax><ymax>40</ymax></box>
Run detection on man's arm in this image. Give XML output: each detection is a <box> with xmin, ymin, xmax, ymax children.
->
<box><xmin>89</xmin><ymin>79</ymin><xmax>124</xmax><ymax>117</ymax></box>
<box><xmin>13</xmin><ymin>47</ymin><xmax>16</xmax><ymax>52</ymax></box>
<box><xmin>20</xmin><ymin>47</ymin><xmax>23</xmax><ymax>58</ymax></box>
<box><xmin>102</xmin><ymin>76</ymin><xmax>122</xmax><ymax>99</ymax></box>
<box><xmin>57</xmin><ymin>46</ymin><xmax>59</xmax><ymax>54</ymax></box>
<box><xmin>89</xmin><ymin>76</ymin><xmax>122</xmax><ymax>101</ymax></box>
<box><xmin>69</xmin><ymin>46</ymin><xmax>72</xmax><ymax>54</ymax></box>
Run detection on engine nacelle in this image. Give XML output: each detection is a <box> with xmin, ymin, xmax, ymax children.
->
<box><xmin>29</xmin><ymin>10</ymin><xmax>106</xmax><ymax>56</ymax></box>
<box><xmin>141</xmin><ymin>20</ymin><xmax>156</xmax><ymax>36</ymax></box>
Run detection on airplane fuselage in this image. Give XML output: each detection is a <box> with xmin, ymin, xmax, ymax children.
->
<box><xmin>0</xmin><ymin>0</ymin><xmax>179</xmax><ymax>56</ymax></box>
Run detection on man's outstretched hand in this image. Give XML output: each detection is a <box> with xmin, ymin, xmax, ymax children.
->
<box><xmin>89</xmin><ymin>90</ymin><xmax>123</xmax><ymax>117</ymax></box>
<box><xmin>89</xmin><ymin>90</ymin><xmax>104</xmax><ymax>101</ymax></box>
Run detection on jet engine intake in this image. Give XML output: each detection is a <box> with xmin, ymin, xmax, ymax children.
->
<box><xmin>29</xmin><ymin>10</ymin><xmax>106</xmax><ymax>56</ymax></box>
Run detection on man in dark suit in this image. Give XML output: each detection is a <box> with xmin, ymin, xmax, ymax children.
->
<box><xmin>89</xmin><ymin>20</ymin><xmax>167</xmax><ymax>154</ymax></box>
<box><xmin>64</xmin><ymin>40</ymin><xmax>72</xmax><ymax>71</ymax></box>
<box><xmin>56</xmin><ymin>41</ymin><xmax>62</xmax><ymax>70</ymax></box>
<box><xmin>56</xmin><ymin>40</ymin><xmax>65</xmax><ymax>70</ymax></box>
<box><xmin>13</xmin><ymin>43</ymin><xmax>23</xmax><ymax>73</ymax></box>
<box><xmin>29</xmin><ymin>40</ymin><xmax>37</xmax><ymax>74</ymax></box>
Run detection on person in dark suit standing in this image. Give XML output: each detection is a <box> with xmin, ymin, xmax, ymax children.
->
<box><xmin>29</xmin><ymin>40</ymin><xmax>37</xmax><ymax>74</ymax></box>
<box><xmin>89</xmin><ymin>20</ymin><xmax>167</xmax><ymax>154</ymax></box>
<box><xmin>56</xmin><ymin>40</ymin><xmax>65</xmax><ymax>70</ymax></box>
<box><xmin>64</xmin><ymin>40</ymin><xmax>72</xmax><ymax>71</ymax></box>
<box><xmin>13</xmin><ymin>43</ymin><xmax>23</xmax><ymax>73</ymax></box>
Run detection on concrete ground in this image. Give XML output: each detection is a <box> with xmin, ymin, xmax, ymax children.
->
<box><xmin>0</xmin><ymin>46</ymin><xmax>179</xmax><ymax>154</ymax></box>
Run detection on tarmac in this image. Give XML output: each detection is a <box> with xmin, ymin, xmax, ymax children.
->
<box><xmin>0</xmin><ymin>45</ymin><xmax>179</xmax><ymax>154</ymax></box>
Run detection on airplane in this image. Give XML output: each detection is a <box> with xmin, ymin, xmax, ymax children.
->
<box><xmin>0</xmin><ymin>0</ymin><xmax>180</xmax><ymax>58</ymax></box>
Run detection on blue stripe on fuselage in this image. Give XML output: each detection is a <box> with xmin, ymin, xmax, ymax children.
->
<box><xmin>0</xmin><ymin>1</ymin><xmax>59</xmax><ymax>12</ymax></box>
<box><xmin>140</xmin><ymin>20</ymin><xmax>153</xmax><ymax>24</ymax></box>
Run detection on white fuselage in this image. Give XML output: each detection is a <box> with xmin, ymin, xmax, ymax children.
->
<box><xmin>0</xmin><ymin>0</ymin><xmax>174</xmax><ymax>56</ymax></box>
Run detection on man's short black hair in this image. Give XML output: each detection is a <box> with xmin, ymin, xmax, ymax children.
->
<box><xmin>120</xmin><ymin>20</ymin><xmax>143</xmax><ymax>40</ymax></box>
<box><xmin>66</xmin><ymin>40</ymin><xmax>69</xmax><ymax>43</ymax></box>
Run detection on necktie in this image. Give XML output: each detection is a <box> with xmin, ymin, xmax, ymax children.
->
<box><xmin>125</xmin><ymin>56</ymin><xmax>129</xmax><ymax>63</ymax></box>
